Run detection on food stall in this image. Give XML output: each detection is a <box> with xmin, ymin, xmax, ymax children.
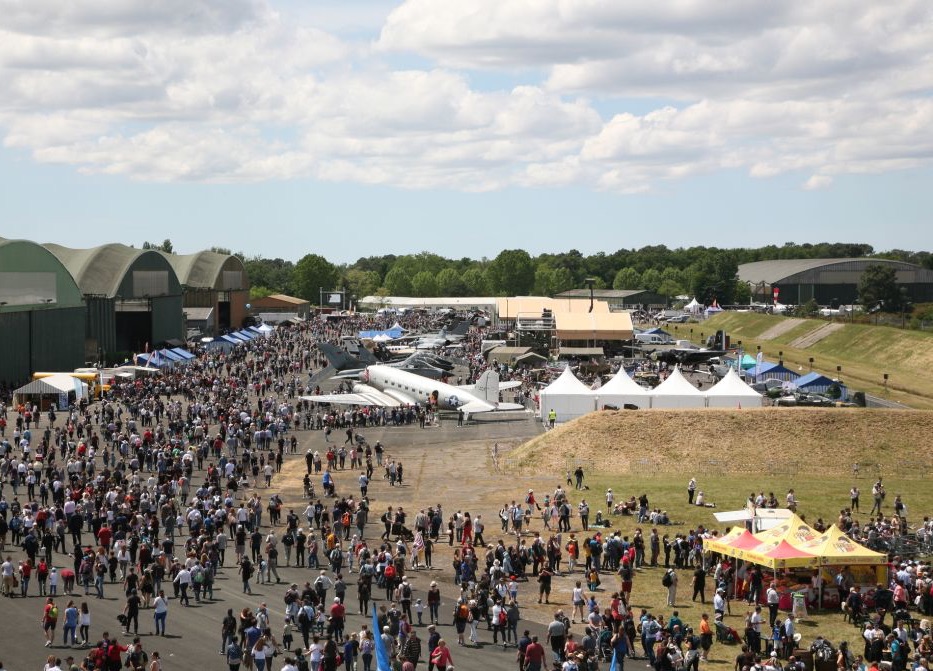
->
<box><xmin>706</xmin><ymin>514</ymin><xmax>887</xmax><ymax>612</ymax></box>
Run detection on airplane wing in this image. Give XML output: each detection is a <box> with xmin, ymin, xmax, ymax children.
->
<box><xmin>300</xmin><ymin>384</ymin><xmax>402</xmax><ymax>407</ymax></box>
<box><xmin>457</xmin><ymin>380</ymin><xmax>522</xmax><ymax>391</ymax></box>
<box><xmin>458</xmin><ymin>400</ymin><xmax>526</xmax><ymax>414</ymax></box>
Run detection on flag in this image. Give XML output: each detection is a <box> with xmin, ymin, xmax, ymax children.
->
<box><xmin>755</xmin><ymin>351</ymin><xmax>763</xmax><ymax>380</ymax></box>
<box><xmin>372</xmin><ymin>604</ymin><xmax>391</xmax><ymax>671</ymax></box>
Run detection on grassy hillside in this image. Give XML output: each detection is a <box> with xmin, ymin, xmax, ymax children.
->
<box><xmin>662</xmin><ymin>313</ymin><xmax>933</xmax><ymax>408</ymax></box>
<box><xmin>509</xmin><ymin>408</ymin><xmax>933</xmax><ymax>476</ymax></box>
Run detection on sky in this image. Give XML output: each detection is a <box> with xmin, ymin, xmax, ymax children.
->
<box><xmin>1</xmin><ymin>0</ymin><xmax>932</xmax><ymax>263</ymax></box>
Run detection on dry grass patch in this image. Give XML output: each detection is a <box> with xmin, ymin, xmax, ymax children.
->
<box><xmin>509</xmin><ymin>408</ymin><xmax>933</xmax><ymax>476</ymax></box>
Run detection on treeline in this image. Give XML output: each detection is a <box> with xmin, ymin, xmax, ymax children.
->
<box><xmin>206</xmin><ymin>242</ymin><xmax>933</xmax><ymax>305</ymax></box>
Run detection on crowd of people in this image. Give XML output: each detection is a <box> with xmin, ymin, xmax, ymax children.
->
<box><xmin>0</xmin><ymin>312</ymin><xmax>930</xmax><ymax>671</ymax></box>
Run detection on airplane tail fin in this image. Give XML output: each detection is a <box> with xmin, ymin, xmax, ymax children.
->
<box><xmin>317</xmin><ymin>342</ymin><xmax>363</xmax><ymax>371</ymax></box>
<box><xmin>357</xmin><ymin>346</ymin><xmax>378</xmax><ymax>366</ymax></box>
<box><xmin>449</xmin><ymin>321</ymin><xmax>470</xmax><ymax>336</ymax></box>
<box><xmin>474</xmin><ymin>370</ymin><xmax>500</xmax><ymax>403</ymax></box>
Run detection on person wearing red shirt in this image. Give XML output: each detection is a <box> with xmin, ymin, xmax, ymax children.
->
<box><xmin>41</xmin><ymin>597</ymin><xmax>59</xmax><ymax>646</ymax></box>
<box><xmin>330</xmin><ymin>597</ymin><xmax>346</xmax><ymax>639</ymax></box>
<box><xmin>430</xmin><ymin>639</ymin><xmax>453</xmax><ymax>671</ymax></box>
<box><xmin>97</xmin><ymin>525</ymin><xmax>112</xmax><ymax>550</ymax></box>
<box><xmin>524</xmin><ymin>635</ymin><xmax>546</xmax><ymax>671</ymax></box>
<box><xmin>106</xmin><ymin>637</ymin><xmax>129</xmax><ymax>671</ymax></box>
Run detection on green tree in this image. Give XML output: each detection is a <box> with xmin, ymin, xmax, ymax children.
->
<box><xmin>411</xmin><ymin>271</ymin><xmax>438</xmax><ymax>297</ymax></box>
<box><xmin>461</xmin><ymin>267</ymin><xmax>489</xmax><ymax>295</ymax></box>
<box><xmin>640</xmin><ymin>268</ymin><xmax>662</xmax><ymax>293</ymax></box>
<box><xmin>142</xmin><ymin>239</ymin><xmax>174</xmax><ymax>253</ymax></box>
<box><xmin>688</xmin><ymin>251</ymin><xmax>739</xmax><ymax>304</ymax></box>
<box><xmin>244</xmin><ymin>257</ymin><xmax>294</xmax><ymax>295</ymax></box>
<box><xmin>534</xmin><ymin>265</ymin><xmax>574</xmax><ymax>296</ymax></box>
<box><xmin>858</xmin><ymin>264</ymin><xmax>905</xmax><ymax>312</ymax></box>
<box><xmin>383</xmin><ymin>266</ymin><xmax>413</xmax><ymax>296</ymax></box>
<box><xmin>293</xmin><ymin>253</ymin><xmax>339</xmax><ymax>303</ymax></box>
<box><xmin>343</xmin><ymin>269</ymin><xmax>381</xmax><ymax>299</ymax></box>
<box><xmin>249</xmin><ymin>286</ymin><xmax>273</xmax><ymax>299</ymax></box>
<box><xmin>612</xmin><ymin>267</ymin><xmax>641</xmax><ymax>290</ymax></box>
<box><xmin>487</xmin><ymin>249</ymin><xmax>535</xmax><ymax>295</ymax></box>
<box><xmin>436</xmin><ymin>267</ymin><xmax>466</xmax><ymax>296</ymax></box>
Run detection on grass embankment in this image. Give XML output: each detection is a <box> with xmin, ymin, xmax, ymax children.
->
<box><xmin>661</xmin><ymin>313</ymin><xmax>933</xmax><ymax>408</ymax></box>
<box><xmin>499</xmin><ymin>409</ymin><xmax>933</xmax><ymax>659</ymax></box>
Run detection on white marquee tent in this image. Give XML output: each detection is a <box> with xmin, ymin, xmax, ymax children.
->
<box><xmin>539</xmin><ymin>367</ymin><xmax>597</xmax><ymax>423</ymax></box>
<box><xmin>596</xmin><ymin>369</ymin><xmax>651</xmax><ymax>409</ymax></box>
<box><xmin>685</xmin><ymin>297</ymin><xmax>703</xmax><ymax>314</ymax></box>
<box><xmin>704</xmin><ymin>368</ymin><xmax>764</xmax><ymax>408</ymax></box>
<box><xmin>650</xmin><ymin>367</ymin><xmax>706</xmax><ymax>408</ymax></box>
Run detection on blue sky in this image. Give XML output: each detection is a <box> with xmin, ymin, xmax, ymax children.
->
<box><xmin>1</xmin><ymin>0</ymin><xmax>931</xmax><ymax>263</ymax></box>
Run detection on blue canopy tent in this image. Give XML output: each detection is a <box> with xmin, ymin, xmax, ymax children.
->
<box><xmin>644</xmin><ymin>327</ymin><xmax>673</xmax><ymax>338</ymax></box>
<box><xmin>755</xmin><ymin>361</ymin><xmax>799</xmax><ymax>382</ymax></box>
<box><xmin>220</xmin><ymin>334</ymin><xmax>242</xmax><ymax>344</ymax></box>
<box><xmin>170</xmin><ymin>347</ymin><xmax>195</xmax><ymax>361</ymax></box>
<box><xmin>159</xmin><ymin>348</ymin><xmax>184</xmax><ymax>364</ymax></box>
<box><xmin>234</xmin><ymin>329</ymin><xmax>257</xmax><ymax>340</ymax></box>
<box><xmin>359</xmin><ymin>327</ymin><xmax>404</xmax><ymax>340</ymax></box>
<box><xmin>134</xmin><ymin>352</ymin><xmax>170</xmax><ymax>368</ymax></box>
<box><xmin>228</xmin><ymin>331</ymin><xmax>251</xmax><ymax>342</ymax></box>
<box><xmin>795</xmin><ymin>371</ymin><xmax>847</xmax><ymax>398</ymax></box>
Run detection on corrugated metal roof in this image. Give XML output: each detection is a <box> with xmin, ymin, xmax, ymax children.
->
<box><xmin>163</xmin><ymin>251</ymin><xmax>246</xmax><ymax>290</ymax></box>
<box><xmin>44</xmin><ymin>243</ymin><xmax>179</xmax><ymax>298</ymax></box>
<box><xmin>556</xmin><ymin>289</ymin><xmax>649</xmax><ymax>298</ymax></box>
<box><xmin>737</xmin><ymin>258</ymin><xmax>923</xmax><ymax>284</ymax></box>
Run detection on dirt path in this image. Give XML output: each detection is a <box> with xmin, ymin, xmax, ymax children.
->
<box><xmin>758</xmin><ymin>317</ymin><xmax>805</xmax><ymax>341</ymax></box>
<box><xmin>788</xmin><ymin>321</ymin><xmax>844</xmax><ymax>348</ymax></box>
<box><xmin>270</xmin><ymin>417</ymin><xmax>579</xmax><ymax>626</ymax></box>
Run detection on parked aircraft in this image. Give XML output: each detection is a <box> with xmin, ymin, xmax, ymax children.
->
<box><xmin>302</xmin><ymin>365</ymin><xmax>525</xmax><ymax>415</ymax></box>
<box><xmin>649</xmin><ymin>348</ymin><xmax>728</xmax><ymax>365</ymax></box>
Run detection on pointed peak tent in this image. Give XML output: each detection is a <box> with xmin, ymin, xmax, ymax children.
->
<box><xmin>596</xmin><ymin>367</ymin><xmax>650</xmax><ymax>410</ymax></box>
<box><xmin>705</xmin><ymin>369</ymin><xmax>763</xmax><ymax>408</ymax></box>
<box><xmin>650</xmin><ymin>366</ymin><xmax>705</xmax><ymax>408</ymax></box>
<box><xmin>539</xmin><ymin>367</ymin><xmax>597</xmax><ymax>424</ymax></box>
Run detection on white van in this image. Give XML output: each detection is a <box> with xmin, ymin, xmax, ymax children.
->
<box><xmin>635</xmin><ymin>333</ymin><xmax>670</xmax><ymax>345</ymax></box>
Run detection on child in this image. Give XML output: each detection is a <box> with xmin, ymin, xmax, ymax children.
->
<box><xmin>49</xmin><ymin>567</ymin><xmax>59</xmax><ymax>595</ymax></box>
<box><xmin>587</xmin><ymin>568</ymin><xmax>601</xmax><ymax>592</ymax></box>
<box><xmin>315</xmin><ymin>605</ymin><xmax>327</xmax><ymax>636</ymax></box>
<box><xmin>283</xmin><ymin>616</ymin><xmax>294</xmax><ymax>651</ymax></box>
<box><xmin>415</xmin><ymin>599</ymin><xmax>424</xmax><ymax>626</ymax></box>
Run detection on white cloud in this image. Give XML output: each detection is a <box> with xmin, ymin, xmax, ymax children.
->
<box><xmin>0</xmin><ymin>0</ymin><xmax>930</xmax><ymax>191</ymax></box>
<box><xmin>803</xmin><ymin>175</ymin><xmax>833</xmax><ymax>191</ymax></box>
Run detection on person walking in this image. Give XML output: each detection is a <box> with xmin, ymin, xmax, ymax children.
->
<box><xmin>153</xmin><ymin>590</ymin><xmax>168</xmax><ymax>636</ymax></box>
<box><xmin>79</xmin><ymin>602</ymin><xmax>92</xmax><ymax>646</ymax></box>
<box><xmin>429</xmin><ymin>639</ymin><xmax>453</xmax><ymax>671</ymax></box>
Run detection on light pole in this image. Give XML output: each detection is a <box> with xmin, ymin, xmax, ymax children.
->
<box><xmin>584</xmin><ymin>277</ymin><xmax>596</xmax><ymax>313</ymax></box>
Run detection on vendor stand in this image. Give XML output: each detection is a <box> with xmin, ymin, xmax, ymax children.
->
<box><xmin>706</xmin><ymin>514</ymin><xmax>888</xmax><ymax>612</ymax></box>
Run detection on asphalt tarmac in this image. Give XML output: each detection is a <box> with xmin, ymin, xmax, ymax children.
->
<box><xmin>0</xmin><ymin>411</ymin><xmax>547</xmax><ymax>671</ymax></box>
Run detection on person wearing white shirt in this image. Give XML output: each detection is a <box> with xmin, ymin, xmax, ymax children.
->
<box><xmin>766</xmin><ymin>582</ymin><xmax>780</xmax><ymax>627</ymax></box>
<box><xmin>153</xmin><ymin>589</ymin><xmax>168</xmax><ymax>635</ymax></box>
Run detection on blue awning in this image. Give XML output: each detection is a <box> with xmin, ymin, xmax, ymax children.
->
<box><xmin>159</xmin><ymin>348</ymin><xmax>184</xmax><ymax>362</ymax></box>
<box><xmin>170</xmin><ymin>347</ymin><xmax>195</xmax><ymax>360</ymax></box>
<box><xmin>220</xmin><ymin>334</ymin><xmax>241</xmax><ymax>344</ymax></box>
<box><xmin>234</xmin><ymin>330</ymin><xmax>256</xmax><ymax>340</ymax></box>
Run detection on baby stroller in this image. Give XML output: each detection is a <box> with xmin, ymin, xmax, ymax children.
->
<box><xmin>715</xmin><ymin>620</ymin><xmax>739</xmax><ymax>644</ymax></box>
<box><xmin>598</xmin><ymin>629</ymin><xmax>614</xmax><ymax>660</ymax></box>
<box><xmin>391</xmin><ymin>523</ymin><xmax>415</xmax><ymax>542</ymax></box>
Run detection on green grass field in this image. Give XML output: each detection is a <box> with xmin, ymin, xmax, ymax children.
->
<box><xmin>662</xmin><ymin>313</ymin><xmax>933</xmax><ymax>408</ymax></box>
<box><xmin>507</xmin><ymin>465</ymin><xmax>931</xmax><ymax>665</ymax></box>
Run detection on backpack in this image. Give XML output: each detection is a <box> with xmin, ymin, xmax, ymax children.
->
<box><xmin>49</xmin><ymin>606</ymin><xmax>59</xmax><ymax>619</ymax></box>
<box><xmin>402</xmin><ymin>584</ymin><xmax>412</xmax><ymax>600</ymax></box>
<box><xmin>298</xmin><ymin>607</ymin><xmax>310</xmax><ymax>626</ymax></box>
<box><xmin>498</xmin><ymin>609</ymin><xmax>507</xmax><ymax>625</ymax></box>
<box><xmin>662</xmin><ymin>571</ymin><xmax>673</xmax><ymax>587</ymax></box>
<box><xmin>384</xmin><ymin>565</ymin><xmax>396</xmax><ymax>580</ymax></box>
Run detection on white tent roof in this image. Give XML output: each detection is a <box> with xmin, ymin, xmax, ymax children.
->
<box><xmin>542</xmin><ymin>367</ymin><xmax>594</xmax><ymax>395</ymax></box>
<box><xmin>599</xmin><ymin>370</ymin><xmax>650</xmax><ymax>396</ymax></box>
<box><xmin>650</xmin><ymin>366</ymin><xmax>705</xmax><ymax>408</ymax></box>
<box><xmin>685</xmin><ymin>297</ymin><xmax>702</xmax><ymax>313</ymax></box>
<box><xmin>652</xmin><ymin>367</ymin><xmax>703</xmax><ymax>396</ymax></box>
<box><xmin>705</xmin><ymin>368</ymin><xmax>763</xmax><ymax>408</ymax></box>
<box><xmin>595</xmin><ymin>368</ymin><xmax>650</xmax><ymax>409</ymax></box>
<box><xmin>540</xmin><ymin>367</ymin><xmax>597</xmax><ymax>423</ymax></box>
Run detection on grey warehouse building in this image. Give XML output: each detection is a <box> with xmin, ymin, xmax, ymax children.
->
<box><xmin>738</xmin><ymin>258</ymin><xmax>933</xmax><ymax>306</ymax></box>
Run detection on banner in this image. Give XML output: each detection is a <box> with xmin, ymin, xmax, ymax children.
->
<box><xmin>372</xmin><ymin>604</ymin><xmax>391</xmax><ymax>671</ymax></box>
